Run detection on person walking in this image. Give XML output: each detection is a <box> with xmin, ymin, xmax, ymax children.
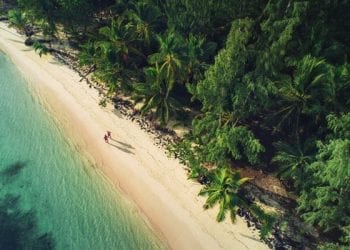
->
<box><xmin>104</xmin><ymin>134</ymin><xmax>109</xmax><ymax>143</ymax></box>
<box><xmin>107</xmin><ymin>131</ymin><xmax>112</xmax><ymax>138</ymax></box>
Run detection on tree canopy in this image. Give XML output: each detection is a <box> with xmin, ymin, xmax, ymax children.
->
<box><xmin>10</xmin><ymin>0</ymin><xmax>350</xmax><ymax>247</ymax></box>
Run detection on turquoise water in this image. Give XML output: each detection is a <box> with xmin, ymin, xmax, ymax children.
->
<box><xmin>0</xmin><ymin>51</ymin><xmax>165</xmax><ymax>249</ymax></box>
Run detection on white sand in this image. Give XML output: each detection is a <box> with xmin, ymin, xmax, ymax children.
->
<box><xmin>0</xmin><ymin>22</ymin><xmax>268</xmax><ymax>250</ymax></box>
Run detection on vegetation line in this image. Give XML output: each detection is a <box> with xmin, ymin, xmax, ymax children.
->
<box><xmin>2</xmin><ymin>0</ymin><xmax>349</xmax><ymax>248</ymax></box>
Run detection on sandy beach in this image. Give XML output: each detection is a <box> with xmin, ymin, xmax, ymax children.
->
<box><xmin>0</xmin><ymin>22</ymin><xmax>267</xmax><ymax>250</ymax></box>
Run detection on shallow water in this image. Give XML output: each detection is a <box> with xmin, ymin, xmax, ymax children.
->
<box><xmin>0</xmin><ymin>51</ymin><xmax>165</xmax><ymax>249</ymax></box>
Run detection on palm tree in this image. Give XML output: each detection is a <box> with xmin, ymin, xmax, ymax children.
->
<box><xmin>33</xmin><ymin>41</ymin><xmax>49</xmax><ymax>57</ymax></box>
<box><xmin>7</xmin><ymin>9</ymin><xmax>33</xmax><ymax>39</ymax></box>
<box><xmin>272</xmin><ymin>139</ymin><xmax>315</xmax><ymax>190</ymax></box>
<box><xmin>8</xmin><ymin>9</ymin><xmax>27</xmax><ymax>31</ymax></box>
<box><xmin>185</xmin><ymin>34</ymin><xmax>208</xmax><ymax>83</ymax></box>
<box><xmin>333</xmin><ymin>64</ymin><xmax>350</xmax><ymax>113</ymax></box>
<box><xmin>98</xmin><ymin>16</ymin><xmax>146</xmax><ymax>66</ymax></box>
<box><xmin>125</xmin><ymin>2</ymin><xmax>163</xmax><ymax>46</ymax></box>
<box><xmin>87</xmin><ymin>16</ymin><xmax>147</xmax><ymax>93</ymax></box>
<box><xmin>148</xmin><ymin>31</ymin><xmax>187</xmax><ymax>90</ymax></box>
<box><xmin>134</xmin><ymin>64</ymin><xmax>181</xmax><ymax>126</ymax></box>
<box><xmin>39</xmin><ymin>19</ymin><xmax>57</xmax><ymax>41</ymax></box>
<box><xmin>272</xmin><ymin>55</ymin><xmax>333</xmax><ymax>136</ymax></box>
<box><xmin>199</xmin><ymin>167</ymin><xmax>250</xmax><ymax>222</ymax></box>
<box><xmin>78</xmin><ymin>41</ymin><xmax>96</xmax><ymax>66</ymax></box>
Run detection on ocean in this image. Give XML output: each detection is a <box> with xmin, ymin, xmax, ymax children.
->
<box><xmin>0</xmin><ymin>51</ymin><xmax>165</xmax><ymax>249</ymax></box>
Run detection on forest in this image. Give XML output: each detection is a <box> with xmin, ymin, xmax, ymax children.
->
<box><xmin>2</xmin><ymin>0</ymin><xmax>350</xmax><ymax>248</ymax></box>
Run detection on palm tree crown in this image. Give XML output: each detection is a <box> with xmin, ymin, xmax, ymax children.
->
<box><xmin>199</xmin><ymin>167</ymin><xmax>250</xmax><ymax>222</ymax></box>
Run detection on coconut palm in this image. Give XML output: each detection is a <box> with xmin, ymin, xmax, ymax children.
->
<box><xmin>8</xmin><ymin>10</ymin><xmax>27</xmax><ymax>30</ymax></box>
<box><xmin>134</xmin><ymin>64</ymin><xmax>181</xmax><ymax>126</ymax></box>
<box><xmin>148</xmin><ymin>31</ymin><xmax>187</xmax><ymax>90</ymax></box>
<box><xmin>199</xmin><ymin>167</ymin><xmax>250</xmax><ymax>222</ymax></box>
<box><xmin>78</xmin><ymin>41</ymin><xmax>97</xmax><ymax>66</ymax></box>
<box><xmin>272</xmin><ymin>139</ymin><xmax>315</xmax><ymax>190</ymax></box>
<box><xmin>87</xmin><ymin>16</ymin><xmax>147</xmax><ymax>93</ymax></box>
<box><xmin>185</xmin><ymin>34</ymin><xmax>208</xmax><ymax>83</ymax></box>
<box><xmin>32</xmin><ymin>41</ymin><xmax>49</xmax><ymax>57</ymax></box>
<box><xmin>125</xmin><ymin>2</ymin><xmax>164</xmax><ymax>46</ymax></box>
<box><xmin>7</xmin><ymin>9</ymin><xmax>33</xmax><ymax>38</ymax></box>
<box><xmin>98</xmin><ymin>16</ymin><xmax>145</xmax><ymax>66</ymax></box>
<box><xmin>272</xmin><ymin>55</ymin><xmax>333</xmax><ymax>135</ymax></box>
<box><xmin>333</xmin><ymin>64</ymin><xmax>350</xmax><ymax>113</ymax></box>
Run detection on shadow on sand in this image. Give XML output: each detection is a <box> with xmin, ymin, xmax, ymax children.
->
<box><xmin>240</xmin><ymin>233</ymin><xmax>263</xmax><ymax>243</ymax></box>
<box><xmin>108</xmin><ymin>142</ymin><xmax>134</xmax><ymax>154</ymax></box>
<box><xmin>49</xmin><ymin>59</ymin><xmax>64</xmax><ymax>65</ymax></box>
<box><xmin>6</xmin><ymin>38</ymin><xmax>24</xmax><ymax>44</ymax></box>
<box><xmin>110</xmin><ymin>138</ymin><xmax>134</xmax><ymax>149</ymax></box>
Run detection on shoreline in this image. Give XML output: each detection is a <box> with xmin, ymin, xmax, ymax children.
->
<box><xmin>0</xmin><ymin>22</ymin><xmax>267</xmax><ymax>250</ymax></box>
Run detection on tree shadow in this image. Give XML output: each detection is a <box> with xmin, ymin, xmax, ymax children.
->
<box><xmin>0</xmin><ymin>161</ymin><xmax>27</xmax><ymax>182</ymax></box>
<box><xmin>0</xmin><ymin>161</ymin><xmax>55</xmax><ymax>249</ymax></box>
<box><xmin>0</xmin><ymin>194</ymin><xmax>55</xmax><ymax>250</ymax></box>
<box><xmin>239</xmin><ymin>233</ymin><xmax>263</xmax><ymax>243</ymax></box>
<box><xmin>112</xmin><ymin>109</ymin><xmax>123</xmax><ymax>118</ymax></box>
<box><xmin>49</xmin><ymin>59</ymin><xmax>64</xmax><ymax>65</ymax></box>
<box><xmin>21</xmin><ymin>48</ymin><xmax>34</xmax><ymax>52</ymax></box>
<box><xmin>5</xmin><ymin>38</ymin><xmax>24</xmax><ymax>44</ymax></box>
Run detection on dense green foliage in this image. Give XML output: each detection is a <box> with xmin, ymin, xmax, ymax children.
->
<box><xmin>199</xmin><ymin>167</ymin><xmax>250</xmax><ymax>223</ymax></box>
<box><xmin>10</xmin><ymin>0</ymin><xmax>350</xmax><ymax>246</ymax></box>
<box><xmin>298</xmin><ymin>114</ymin><xmax>350</xmax><ymax>244</ymax></box>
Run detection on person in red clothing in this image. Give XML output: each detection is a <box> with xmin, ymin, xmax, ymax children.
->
<box><xmin>104</xmin><ymin>134</ymin><xmax>109</xmax><ymax>143</ymax></box>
